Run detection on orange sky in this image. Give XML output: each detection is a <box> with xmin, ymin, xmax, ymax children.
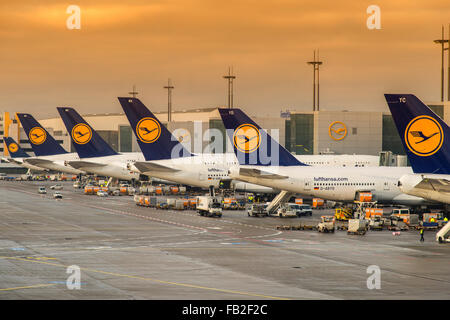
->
<box><xmin>1</xmin><ymin>0</ymin><xmax>449</xmax><ymax>118</ymax></box>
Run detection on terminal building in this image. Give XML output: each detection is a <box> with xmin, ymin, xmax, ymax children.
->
<box><xmin>1</xmin><ymin>101</ymin><xmax>450</xmax><ymax>165</ymax></box>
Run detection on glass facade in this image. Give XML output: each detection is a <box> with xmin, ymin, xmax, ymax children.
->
<box><xmin>382</xmin><ymin>115</ymin><xmax>405</xmax><ymax>155</ymax></box>
<box><xmin>119</xmin><ymin>125</ymin><xmax>132</xmax><ymax>152</ymax></box>
<box><xmin>428</xmin><ymin>105</ymin><xmax>444</xmax><ymax>119</ymax></box>
<box><xmin>209</xmin><ymin>119</ymin><xmax>226</xmax><ymax>153</ymax></box>
<box><xmin>285</xmin><ymin>119</ymin><xmax>291</xmax><ymax>152</ymax></box>
<box><xmin>290</xmin><ymin>113</ymin><xmax>313</xmax><ymax>155</ymax></box>
<box><xmin>98</xmin><ymin>130</ymin><xmax>118</xmax><ymax>152</ymax></box>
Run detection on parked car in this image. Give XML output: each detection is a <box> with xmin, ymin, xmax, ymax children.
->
<box><xmin>53</xmin><ymin>191</ymin><xmax>63</xmax><ymax>199</ymax></box>
<box><xmin>297</xmin><ymin>204</ymin><xmax>313</xmax><ymax>216</ymax></box>
<box><xmin>247</xmin><ymin>203</ymin><xmax>269</xmax><ymax>217</ymax></box>
<box><xmin>97</xmin><ymin>190</ymin><xmax>108</xmax><ymax>197</ymax></box>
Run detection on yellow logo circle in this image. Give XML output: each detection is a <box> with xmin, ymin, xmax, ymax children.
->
<box><xmin>405</xmin><ymin>115</ymin><xmax>443</xmax><ymax>157</ymax></box>
<box><xmin>8</xmin><ymin>143</ymin><xmax>19</xmax><ymax>153</ymax></box>
<box><xmin>329</xmin><ymin>121</ymin><xmax>347</xmax><ymax>141</ymax></box>
<box><xmin>71</xmin><ymin>123</ymin><xmax>93</xmax><ymax>145</ymax></box>
<box><xmin>29</xmin><ymin>127</ymin><xmax>47</xmax><ymax>145</ymax></box>
<box><xmin>233</xmin><ymin>124</ymin><xmax>261</xmax><ymax>153</ymax></box>
<box><xmin>176</xmin><ymin>129</ymin><xmax>191</xmax><ymax>143</ymax></box>
<box><xmin>136</xmin><ymin>118</ymin><xmax>161</xmax><ymax>143</ymax></box>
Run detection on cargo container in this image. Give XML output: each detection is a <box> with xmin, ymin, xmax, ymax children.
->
<box><xmin>348</xmin><ymin>219</ymin><xmax>367</xmax><ymax>234</ymax></box>
<box><xmin>223</xmin><ymin>198</ymin><xmax>238</xmax><ymax>210</ymax></box>
<box><xmin>167</xmin><ymin>198</ymin><xmax>176</xmax><ymax>209</ymax></box>
<box><xmin>155</xmin><ymin>186</ymin><xmax>163</xmax><ymax>195</ymax></box>
<box><xmin>178</xmin><ymin>186</ymin><xmax>187</xmax><ymax>195</ymax></box>
<box><xmin>175</xmin><ymin>199</ymin><xmax>185</xmax><ymax>210</ymax></box>
<box><xmin>312</xmin><ymin>198</ymin><xmax>324</xmax><ymax>208</ymax></box>
<box><xmin>149</xmin><ymin>197</ymin><xmax>157</xmax><ymax>207</ymax></box>
<box><xmin>295</xmin><ymin>198</ymin><xmax>303</xmax><ymax>205</ymax></box>
<box><xmin>357</xmin><ymin>192</ymin><xmax>373</xmax><ymax>202</ymax></box>
<box><xmin>365</xmin><ymin>208</ymin><xmax>383</xmax><ymax>219</ymax></box>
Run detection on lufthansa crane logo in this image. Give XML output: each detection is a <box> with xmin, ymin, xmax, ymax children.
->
<box><xmin>136</xmin><ymin>117</ymin><xmax>161</xmax><ymax>143</ymax></box>
<box><xmin>71</xmin><ymin>123</ymin><xmax>92</xmax><ymax>145</ymax></box>
<box><xmin>175</xmin><ymin>128</ymin><xmax>191</xmax><ymax>143</ymax></box>
<box><xmin>233</xmin><ymin>124</ymin><xmax>261</xmax><ymax>153</ymax></box>
<box><xmin>8</xmin><ymin>143</ymin><xmax>19</xmax><ymax>153</ymax></box>
<box><xmin>405</xmin><ymin>115</ymin><xmax>443</xmax><ymax>157</ymax></box>
<box><xmin>328</xmin><ymin>121</ymin><xmax>347</xmax><ymax>141</ymax></box>
<box><xmin>29</xmin><ymin>127</ymin><xmax>47</xmax><ymax>145</ymax></box>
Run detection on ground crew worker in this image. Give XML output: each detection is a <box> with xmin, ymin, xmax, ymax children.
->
<box><xmin>444</xmin><ymin>217</ymin><xmax>448</xmax><ymax>223</ymax></box>
<box><xmin>430</xmin><ymin>217</ymin><xmax>436</xmax><ymax>223</ymax></box>
<box><xmin>420</xmin><ymin>228</ymin><xmax>425</xmax><ymax>242</ymax></box>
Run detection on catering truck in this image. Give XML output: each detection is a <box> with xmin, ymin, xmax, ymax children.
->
<box><xmin>196</xmin><ymin>196</ymin><xmax>223</xmax><ymax>217</ymax></box>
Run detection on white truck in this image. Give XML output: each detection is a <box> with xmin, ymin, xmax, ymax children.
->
<box><xmin>196</xmin><ymin>196</ymin><xmax>222</xmax><ymax>217</ymax></box>
<box><xmin>317</xmin><ymin>216</ymin><xmax>335</xmax><ymax>233</ymax></box>
<box><xmin>275</xmin><ymin>203</ymin><xmax>300</xmax><ymax>218</ymax></box>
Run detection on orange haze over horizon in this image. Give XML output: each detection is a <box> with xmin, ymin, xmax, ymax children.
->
<box><xmin>1</xmin><ymin>0</ymin><xmax>450</xmax><ymax>118</ymax></box>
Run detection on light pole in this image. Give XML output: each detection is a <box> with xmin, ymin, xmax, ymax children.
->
<box><xmin>434</xmin><ymin>26</ymin><xmax>449</xmax><ymax>102</ymax></box>
<box><xmin>307</xmin><ymin>50</ymin><xmax>323</xmax><ymax>111</ymax></box>
<box><xmin>164</xmin><ymin>79</ymin><xmax>174</xmax><ymax>122</ymax></box>
<box><xmin>128</xmin><ymin>85</ymin><xmax>139</xmax><ymax>98</ymax></box>
<box><xmin>223</xmin><ymin>67</ymin><xmax>236</xmax><ymax>108</ymax></box>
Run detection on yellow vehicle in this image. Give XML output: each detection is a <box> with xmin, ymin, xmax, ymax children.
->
<box><xmin>335</xmin><ymin>207</ymin><xmax>353</xmax><ymax>221</ymax></box>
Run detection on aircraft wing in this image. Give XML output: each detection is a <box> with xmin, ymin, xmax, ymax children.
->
<box><xmin>68</xmin><ymin>161</ymin><xmax>107</xmax><ymax>169</ymax></box>
<box><xmin>133</xmin><ymin>161</ymin><xmax>180</xmax><ymax>173</ymax></box>
<box><xmin>416</xmin><ymin>177</ymin><xmax>450</xmax><ymax>192</ymax></box>
<box><xmin>239</xmin><ymin>167</ymin><xmax>289</xmax><ymax>180</ymax></box>
<box><xmin>24</xmin><ymin>158</ymin><xmax>55</xmax><ymax>166</ymax></box>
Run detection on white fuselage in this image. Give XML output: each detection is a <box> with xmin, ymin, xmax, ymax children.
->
<box><xmin>132</xmin><ymin>153</ymin><xmax>381</xmax><ymax>193</ymax></box>
<box><xmin>229</xmin><ymin>165</ymin><xmax>429</xmax><ymax>205</ymax></box>
<box><xmin>399</xmin><ymin>174</ymin><xmax>450</xmax><ymax>204</ymax></box>
<box><xmin>2</xmin><ymin>158</ymin><xmax>46</xmax><ymax>172</ymax></box>
<box><xmin>23</xmin><ymin>153</ymin><xmax>84</xmax><ymax>175</ymax></box>
<box><xmin>68</xmin><ymin>153</ymin><xmax>144</xmax><ymax>181</ymax></box>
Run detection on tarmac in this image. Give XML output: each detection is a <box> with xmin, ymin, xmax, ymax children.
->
<box><xmin>0</xmin><ymin>180</ymin><xmax>449</xmax><ymax>300</ymax></box>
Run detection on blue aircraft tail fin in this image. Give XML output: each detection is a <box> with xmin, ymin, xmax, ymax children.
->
<box><xmin>57</xmin><ymin>107</ymin><xmax>118</xmax><ymax>158</ymax></box>
<box><xmin>16</xmin><ymin>113</ymin><xmax>67</xmax><ymax>156</ymax></box>
<box><xmin>117</xmin><ymin>97</ymin><xmax>192</xmax><ymax>161</ymax></box>
<box><xmin>384</xmin><ymin>94</ymin><xmax>450</xmax><ymax>174</ymax></box>
<box><xmin>3</xmin><ymin>137</ymin><xmax>30</xmax><ymax>158</ymax></box>
<box><xmin>218</xmin><ymin>108</ymin><xmax>306</xmax><ymax>166</ymax></box>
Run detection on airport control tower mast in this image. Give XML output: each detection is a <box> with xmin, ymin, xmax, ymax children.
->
<box><xmin>307</xmin><ymin>50</ymin><xmax>323</xmax><ymax>111</ymax></box>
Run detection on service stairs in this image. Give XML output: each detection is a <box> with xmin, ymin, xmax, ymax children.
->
<box><xmin>437</xmin><ymin>221</ymin><xmax>450</xmax><ymax>243</ymax></box>
<box><xmin>266</xmin><ymin>190</ymin><xmax>294</xmax><ymax>214</ymax></box>
<box><xmin>106</xmin><ymin>177</ymin><xmax>114</xmax><ymax>187</ymax></box>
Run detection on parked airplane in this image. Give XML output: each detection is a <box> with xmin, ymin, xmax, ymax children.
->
<box><xmin>2</xmin><ymin>137</ymin><xmax>46</xmax><ymax>172</ymax></box>
<box><xmin>119</xmin><ymin>97</ymin><xmax>387</xmax><ymax>193</ymax></box>
<box><xmin>118</xmin><ymin>97</ymin><xmax>276</xmax><ymax>193</ymax></box>
<box><xmin>57</xmin><ymin>107</ymin><xmax>144</xmax><ymax>181</ymax></box>
<box><xmin>218</xmin><ymin>108</ymin><xmax>429</xmax><ymax>205</ymax></box>
<box><xmin>16</xmin><ymin>113</ymin><xmax>84</xmax><ymax>175</ymax></box>
<box><xmin>385</xmin><ymin>94</ymin><xmax>450</xmax><ymax>204</ymax></box>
